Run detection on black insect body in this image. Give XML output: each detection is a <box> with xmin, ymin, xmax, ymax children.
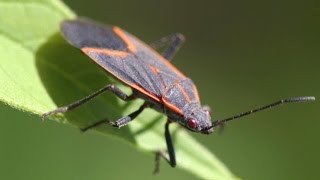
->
<box><xmin>42</xmin><ymin>18</ymin><xmax>315</xmax><ymax>173</ymax></box>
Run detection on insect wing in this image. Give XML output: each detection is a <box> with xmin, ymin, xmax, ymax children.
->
<box><xmin>61</xmin><ymin>18</ymin><xmax>198</xmax><ymax>102</ymax></box>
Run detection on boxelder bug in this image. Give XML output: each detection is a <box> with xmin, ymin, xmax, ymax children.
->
<box><xmin>42</xmin><ymin>18</ymin><xmax>315</xmax><ymax>173</ymax></box>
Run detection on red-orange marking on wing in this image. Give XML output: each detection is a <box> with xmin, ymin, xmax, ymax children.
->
<box><xmin>82</xmin><ymin>47</ymin><xmax>129</xmax><ymax>58</ymax></box>
<box><xmin>161</xmin><ymin>81</ymin><xmax>186</xmax><ymax>115</ymax></box>
<box><xmin>147</xmin><ymin>64</ymin><xmax>167</xmax><ymax>89</ymax></box>
<box><xmin>149</xmin><ymin>65</ymin><xmax>159</xmax><ymax>74</ymax></box>
<box><xmin>156</xmin><ymin>54</ymin><xmax>185</xmax><ymax>78</ymax></box>
<box><xmin>145</xmin><ymin>46</ymin><xmax>186</xmax><ymax>78</ymax></box>
<box><xmin>81</xmin><ymin>49</ymin><xmax>161</xmax><ymax>102</ymax></box>
<box><xmin>162</xmin><ymin>96</ymin><xmax>184</xmax><ymax>115</ymax></box>
<box><xmin>113</xmin><ymin>26</ymin><xmax>137</xmax><ymax>53</ymax></box>
<box><xmin>82</xmin><ymin>26</ymin><xmax>137</xmax><ymax>58</ymax></box>
<box><xmin>127</xmin><ymin>34</ymin><xmax>185</xmax><ymax>78</ymax></box>
<box><xmin>113</xmin><ymin>26</ymin><xmax>185</xmax><ymax>79</ymax></box>
<box><xmin>177</xmin><ymin>84</ymin><xmax>191</xmax><ymax>103</ymax></box>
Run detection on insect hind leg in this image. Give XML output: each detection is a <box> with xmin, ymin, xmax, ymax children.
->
<box><xmin>81</xmin><ymin>103</ymin><xmax>146</xmax><ymax>132</ymax></box>
<box><xmin>41</xmin><ymin>84</ymin><xmax>135</xmax><ymax>120</ymax></box>
<box><xmin>149</xmin><ymin>33</ymin><xmax>185</xmax><ymax>60</ymax></box>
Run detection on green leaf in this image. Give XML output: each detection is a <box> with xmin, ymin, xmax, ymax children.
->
<box><xmin>0</xmin><ymin>0</ymin><xmax>237</xmax><ymax>179</ymax></box>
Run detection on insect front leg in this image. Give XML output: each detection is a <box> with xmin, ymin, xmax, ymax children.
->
<box><xmin>149</xmin><ymin>33</ymin><xmax>185</xmax><ymax>60</ymax></box>
<box><xmin>154</xmin><ymin>120</ymin><xmax>176</xmax><ymax>174</ymax></box>
<box><xmin>41</xmin><ymin>84</ymin><xmax>135</xmax><ymax>119</ymax></box>
<box><xmin>81</xmin><ymin>103</ymin><xmax>146</xmax><ymax>132</ymax></box>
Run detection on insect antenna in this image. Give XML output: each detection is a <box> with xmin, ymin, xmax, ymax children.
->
<box><xmin>211</xmin><ymin>96</ymin><xmax>315</xmax><ymax>128</ymax></box>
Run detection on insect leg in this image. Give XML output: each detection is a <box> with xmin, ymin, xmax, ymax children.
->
<box><xmin>149</xmin><ymin>33</ymin><xmax>185</xmax><ymax>60</ymax></box>
<box><xmin>153</xmin><ymin>120</ymin><xmax>176</xmax><ymax>174</ymax></box>
<box><xmin>81</xmin><ymin>103</ymin><xmax>146</xmax><ymax>132</ymax></box>
<box><xmin>41</xmin><ymin>84</ymin><xmax>135</xmax><ymax>119</ymax></box>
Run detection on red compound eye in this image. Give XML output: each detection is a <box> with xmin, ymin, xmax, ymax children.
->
<box><xmin>187</xmin><ymin>119</ymin><xmax>197</xmax><ymax>129</ymax></box>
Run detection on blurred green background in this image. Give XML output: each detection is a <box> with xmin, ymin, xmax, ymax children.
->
<box><xmin>0</xmin><ymin>0</ymin><xmax>319</xmax><ymax>179</ymax></box>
